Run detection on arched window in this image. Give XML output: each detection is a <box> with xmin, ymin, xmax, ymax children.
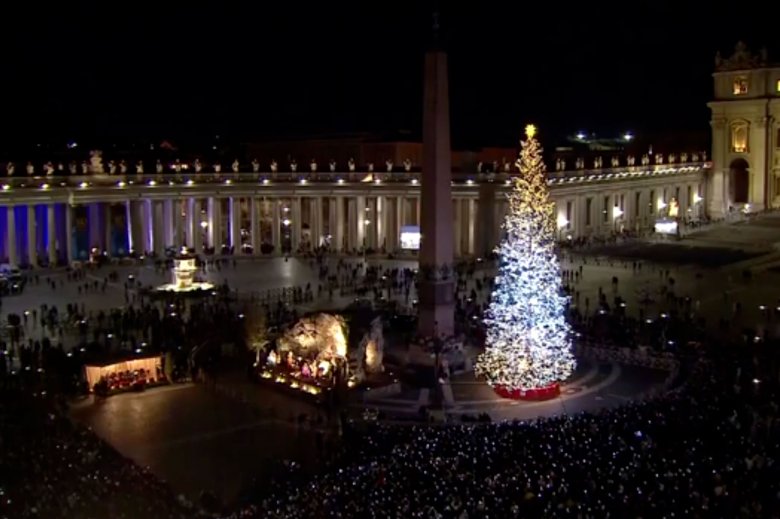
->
<box><xmin>731</xmin><ymin>121</ymin><xmax>749</xmax><ymax>153</ymax></box>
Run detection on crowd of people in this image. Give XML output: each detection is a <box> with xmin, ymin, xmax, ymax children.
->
<box><xmin>2</xmin><ymin>251</ymin><xmax>780</xmax><ymax>517</ymax></box>
<box><xmin>228</xmin><ymin>356</ymin><xmax>777</xmax><ymax>518</ymax></box>
<box><xmin>0</xmin><ymin>388</ymin><xmax>196</xmax><ymax>519</ymax></box>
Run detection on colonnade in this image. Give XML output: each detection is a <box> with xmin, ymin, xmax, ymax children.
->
<box><xmin>0</xmin><ymin>175</ymin><xmax>705</xmax><ymax>266</ymax></box>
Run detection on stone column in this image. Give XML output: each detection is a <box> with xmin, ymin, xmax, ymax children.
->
<box><xmin>346</xmin><ymin>197</ymin><xmax>356</xmax><ymax>251</ymax></box>
<box><xmin>65</xmin><ymin>204</ymin><xmax>73</xmax><ymax>263</ymax></box>
<box><xmin>335</xmin><ymin>196</ymin><xmax>345</xmax><ymax>252</ymax></box>
<box><xmin>454</xmin><ymin>198</ymin><xmax>462</xmax><ymax>257</ymax></box>
<box><xmin>185</xmin><ymin>198</ymin><xmax>195</xmax><ymax>248</ymax></box>
<box><xmin>365</xmin><ymin>197</ymin><xmax>375</xmax><ymax>249</ymax></box>
<box><xmin>207</xmin><ymin>197</ymin><xmax>218</xmax><ymax>249</ymax></box>
<box><xmin>214</xmin><ymin>198</ymin><xmax>223</xmax><ymax>250</ymax></box>
<box><xmin>495</xmin><ymin>197</ymin><xmax>508</xmax><ymax>243</ymax></box>
<box><xmin>356</xmin><ymin>195</ymin><xmax>366</xmax><ymax>249</ymax></box>
<box><xmin>173</xmin><ymin>199</ymin><xmax>183</xmax><ymax>247</ymax></box>
<box><xmin>47</xmin><ymin>204</ymin><xmax>57</xmax><ymax>265</ymax></box>
<box><xmin>103</xmin><ymin>204</ymin><xmax>113</xmax><ymax>255</ymax></box>
<box><xmin>574</xmin><ymin>196</ymin><xmax>584</xmax><ymax>237</ymax></box>
<box><xmin>708</xmin><ymin>118</ymin><xmax>727</xmax><ymax>218</ymax></box>
<box><xmin>192</xmin><ymin>199</ymin><xmax>203</xmax><ymax>253</ymax></box>
<box><xmin>396</xmin><ymin>197</ymin><xmax>405</xmax><ymax>251</ymax></box>
<box><xmin>377</xmin><ymin>196</ymin><xmax>387</xmax><ymax>251</ymax></box>
<box><xmin>89</xmin><ymin>203</ymin><xmax>101</xmax><ymax>251</ymax></box>
<box><xmin>163</xmin><ymin>199</ymin><xmax>174</xmax><ymax>248</ymax></box>
<box><xmin>152</xmin><ymin>201</ymin><xmax>164</xmax><ymax>256</ymax></box>
<box><xmin>139</xmin><ymin>200</ymin><xmax>151</xmax><ymax>254</ymax></box>
<box><xmin>230</xmin><ymin>197</ymin><xmax>241</xmax><ymax>253</ymax></box>
<box><xmin>125</xmin><ymin>201</ymin><xmax>134</xmax><ymax>253</ymax></box>
<box><xmin>292</xmin><ymin>197</ymin><xmax>302</xmax><ymax>252</ymax></box>
<box><xmin>250</xmin><ymin>198</ymin><xmax>259</xmax><ymax>254</ymax></box>
<box><xmin>6</xmin><ymin>206</ymin><xmax>16</xmax><ymax>266</ymax></box>
<box><xmin>476</xmin><ymin>184</ymin><xmax>497</xmax><ymax>258</ymax></box>
<box><xmin>27</xmin><ymin>205</ymin><xmax>37</xmax><ymax>267</ymax></box>
<box><xmin>328</xmin><ymin>197</ymin><xmax>337</xmax><ymax>250</ymax></box>
<box><xmin>271</xmin><ymin>199</ymin><xmax>281</xmax><ymax>253</ymax></box>
<box><xmin>313</xmin><ymin>196</ymin><xmax>323</xmax><ymax>248</ymax></box>
<box><xmin>466</xmin><ymin>198</ymin><xmax>476</xmax><ymax>255</ymax></box>
<box><xmin>623</xmin><ymin>191</ymin><xmax>633</xmax><ymax>231</ymax></box>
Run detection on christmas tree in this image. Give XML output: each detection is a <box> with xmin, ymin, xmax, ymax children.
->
<box><xmin>475</xmin><ymin>125</ymin><xmax>576</xmax><ymax>398</ymax></box>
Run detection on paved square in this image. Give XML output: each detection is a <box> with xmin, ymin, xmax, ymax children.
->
<box><xmin>14</xmin><ymin>214</ymin><xmax>780</xmax><ymax>506</ymax></box>
<box><xmin>70</xmin><ymin>384</ymin><xmax>322</xmax><ymax>505</ymax></box>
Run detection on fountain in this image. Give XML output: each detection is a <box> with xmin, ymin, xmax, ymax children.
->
<box><xmin>156</xmin><ymin>246</ymin><xmax>214</xmax><ymax>294</ymax></box>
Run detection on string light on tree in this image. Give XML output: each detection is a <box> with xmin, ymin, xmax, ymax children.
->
<box><xmin>475</xmin><ymin>124</ymin><xmax>576</xmax><ymax>400</ymax></box>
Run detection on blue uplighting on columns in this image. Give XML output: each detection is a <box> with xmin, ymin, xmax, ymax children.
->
<box><xmin>108</xmin><ymin>204</ymin><xmax>129</xmax><ymax>256</ymax></box>
<box><xmin>0</xmin><ymin>207</ymin><xmax>7</xmax><ymax>261</ymax></box>
<box><xmin>74</xmin><ymin>206</ymin><xmax>89</xmax><ymax>260</ymax></box>
<box><xmin>14</xmin><ymin>206</ymin><xmax>28</xmax><ymax>266</ymax></box>
<box><xmin>36</xmin><ymin>204</ymin><xmax>47</xmax><ymax>261</ymax></box>
<box><xmin>55</xmin><ymin>204</ymin><xmax>67</xmax><ymax>262</ymax></box>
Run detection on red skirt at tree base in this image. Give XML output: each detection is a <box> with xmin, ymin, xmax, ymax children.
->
<box><xmin>492</xmin><ymin>382</ymin><xmax>560</xmax><ymax>401</ymax></box>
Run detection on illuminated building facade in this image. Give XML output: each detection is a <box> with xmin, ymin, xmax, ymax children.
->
<box><xmin>0</xmin><ymin>156</ymin><xmax>707</xmax><ymax>267</ymax></box>
<box><xmin>709</xmin><ymin>42</ymin><xmax>780</xmax><ymax>216</ymax></box>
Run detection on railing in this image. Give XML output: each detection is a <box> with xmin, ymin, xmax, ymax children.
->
<box><xmin>0</xmin><ymin>162</ymin><xmax>709</xmax><ymax>192</ymax></box>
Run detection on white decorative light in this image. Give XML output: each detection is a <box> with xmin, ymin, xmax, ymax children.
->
<box><xmin>411</xmin><ymin>178</ymin><xmax>418</xmax><ymax>185</ymax></box>
<box><xmin>117</xmin><ymin>181</ymin><xmax>126</xmax><ymax>188</ymax></box>
<box><xmin>612</xmin><ymin>206</ymin><xmax>623</xmax><ymax>219</ymax></box>
<box><xmin>148</xmin><ymin>180</ymin><xmax>157</xmax><ymax>186</ymax></box>
<box><xmin>1</xmin><ymin>184</ymin><xmax>10</xmax><ymax>191</ymax></box>
<box><xmin>186</xmin><ymin>179</ymin><xmax>194</xmax><ymax>186</ymax></box>
<box><xmin>262</xmin><ymin>178</ymin><xmax>269</xmax><ymax>185</ymax></box>
<box><xmin>79</xmin><ymin>182</ymin><xmax>88</xmax><ymax>188</ymax></box>
<box><xmin>41</xmin><ymin>183</ymin><xmax>49</xmax><ymax>190</ymax></box>
<box><xmin>337</xmin><ymin>178</ymin><xmax>345</xmax><ymax>185</ymax></box>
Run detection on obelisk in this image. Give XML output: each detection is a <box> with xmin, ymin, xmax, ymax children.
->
<box><xmin>418</xmin><ymin>13</ymin><xmax>454</xmax><ymax>338</ymax></box>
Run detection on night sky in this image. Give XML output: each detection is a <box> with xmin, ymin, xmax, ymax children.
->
<box><xmin>1</xmin><ymin>2</ymin><xmax>777</xmax><ymax>151</ymax></box>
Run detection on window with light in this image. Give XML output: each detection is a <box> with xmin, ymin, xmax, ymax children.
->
<box><xmin>731</xmin><ymin>122</ymin><xmax>749</xmax><ymax>153</ymax></box>
<box><xmin>776</xmin><ymin>79</ymin><xmax>780</xmax><ymax>92</ymax></box>
<box><xmin>733</xmin><ymin>76</ymin><xmax>749</xmax><ymax>95</ymax></box>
